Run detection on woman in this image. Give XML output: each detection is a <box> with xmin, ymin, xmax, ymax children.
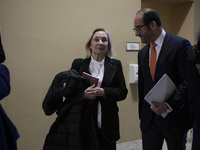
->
<box><xmin>43</xmin><ymin>28</ymin><xmax>128</xmax><ymax>150</ymax></box>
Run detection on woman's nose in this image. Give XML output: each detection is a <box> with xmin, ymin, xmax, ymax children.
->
<box><xmin>98</xmin><ymin>40</ymin><xmax>103</xmax><ymax>44</ymax></box>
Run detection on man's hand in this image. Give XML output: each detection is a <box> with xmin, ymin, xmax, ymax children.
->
<box><xmin>150</xmin><ymin>101</ymin><xmax>168</xmax><ymax>115</ymax></box>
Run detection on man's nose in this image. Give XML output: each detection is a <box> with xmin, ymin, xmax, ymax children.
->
<box><xmin>135</xmin><ymin>30</ymin><xmax>140</xmax><ymax>36</ymax></box>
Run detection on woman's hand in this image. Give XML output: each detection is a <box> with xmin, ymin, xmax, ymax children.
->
<box><xmin>93</xmin><ymin>86</ymin><xmax>105</xmax><ymax>97</ymax></box>
<box><xmin>83</xmin><ymin>84</ymin><xmax>96</xmax><ymax>100</ymax></box>
<box><xmin>83</xmin><ymin>84</ymin><xmax>105</xmax><ymax>99</ymax></box>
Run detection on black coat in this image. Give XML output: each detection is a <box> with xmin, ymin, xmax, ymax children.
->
<box><xmin>43</xmin><ymin>69</ymin><xmax>97</xmax><ymax>150</ymax></box>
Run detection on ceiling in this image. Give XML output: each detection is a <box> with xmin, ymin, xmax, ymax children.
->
<box><xmin>142</xmin><ymin>0</ymin><xmax>194</xmax><ymax>4</ymax></box>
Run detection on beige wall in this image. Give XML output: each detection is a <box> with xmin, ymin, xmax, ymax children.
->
<box><xmin>170</xmin><ymin>2</ymin><xmax>194</xmax><ymax>44</ymax></box>
<box><xmin>0</xmin><ymin>0</ymin><xmax>141</xmax><ymax>150</ymax></box>
<box><xmin>0</xmin><ymin>0</ymin><xmax>199</xmax><ymax>150</ymax></box>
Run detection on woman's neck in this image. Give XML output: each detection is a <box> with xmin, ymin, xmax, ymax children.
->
<box><xmin>91</xmin><ymin>54</ymin><xmax>105</xmax><ymax>62</ymax></box>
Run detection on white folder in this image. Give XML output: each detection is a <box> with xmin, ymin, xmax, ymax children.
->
<box><xmin>144</xmin><ymin>74</ymin><xmax>176</xmax><ymax>118</ymax></box>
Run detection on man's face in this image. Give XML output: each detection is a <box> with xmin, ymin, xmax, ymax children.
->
<box><xmin>134</xmin><ymin>12</ymin><xmax>153</xmax><ymax>43</ymax></box>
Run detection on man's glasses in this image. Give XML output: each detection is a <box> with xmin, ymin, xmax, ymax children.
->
<box><xmin>133</xmin><ymin>23</ymin><xmax>150</xmax><ymax>32</ymax></box>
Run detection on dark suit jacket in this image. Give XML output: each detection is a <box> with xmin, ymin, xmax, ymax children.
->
<box><xmin>138</xmin><ymin>33</ymin><xmax>192</xmax><ymax>133</ymax></box>
<box><xmin>70</xmin><ymin>56</ymin><xmax>128</xmax><ymax>142</ymax></box>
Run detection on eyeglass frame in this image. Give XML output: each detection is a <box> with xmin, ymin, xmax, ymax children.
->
<box><xmin>133</xmin><ymin>22</ymin><xmax>151</xmax><ymax>32</ymax></box>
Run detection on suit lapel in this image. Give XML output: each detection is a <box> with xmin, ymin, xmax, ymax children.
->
<box><xmin>154</xmin><ymin>33</ymin><xmax>171</xmax><ymax>81</ymax></box>
<box><xmin>102</xmin><ymin>57</ymin><xmax>116</xmax><ymax>86</ymax></box>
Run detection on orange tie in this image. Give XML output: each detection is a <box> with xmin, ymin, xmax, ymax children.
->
<box><xmin>150</xmin><ymin>43</ymin><xmax>157</xmax><ymax>81</ymax></box>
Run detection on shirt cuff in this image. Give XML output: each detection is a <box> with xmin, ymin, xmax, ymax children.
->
<box><xmin>165</xmin><ymin>102</ymin><xmax>173</xmax><ymax>113</ymax></box>
<box><xmin>161</xmin><ymin>102</ymin><xmax>172</xmax><ymax>118</ymax></box>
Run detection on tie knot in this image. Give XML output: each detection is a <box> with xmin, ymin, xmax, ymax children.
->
<box><xmin>152</xmin><ymin>43</ymin><xmax>156</xmax><ymax>49</ymax></box>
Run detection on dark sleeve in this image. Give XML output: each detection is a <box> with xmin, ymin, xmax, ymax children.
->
<box><xmin>0</xmin><ymin>64</ymin><xmax>10</xmax><ymax>100</ymax></box>
<box><xmin>42</xmin><ymin>73</ymin><xmax>66</xmax><ymax>116</ymax></box>
<box><xmin>138</xmin><ymin>50</ymin><xmax>145</xmax><ymax>119</ymax></box>
<box><xmin>167</xmin><ymin>39</ymin><xmax>192</xmax><ymax>112</ymax></box>
<box><xmin>103</xmin><ymin>60</ymin><xmax>128</xmax><ymax>102</ymax></box>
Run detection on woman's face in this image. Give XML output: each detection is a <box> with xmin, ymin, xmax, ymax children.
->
<box><xmin>90</xmin><ymin>31</ymin><xmax>108</xmax><ymax>56</ymax></box>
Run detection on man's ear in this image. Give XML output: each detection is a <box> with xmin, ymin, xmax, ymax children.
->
<box><xmin>150</xmin><ymin>21</ymin><xmax>157</xmax><ymax>29</ymax></box>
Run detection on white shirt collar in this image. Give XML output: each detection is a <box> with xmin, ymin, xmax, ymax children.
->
<box><xmin>149</xmin><ymin>29</ymin><xmax>166</xmax><ymax>61</ymax></box>
<box><xmin>153</xmin><ymin>29</ymin><xmax>166</xmax><ymax>48</ymax></box>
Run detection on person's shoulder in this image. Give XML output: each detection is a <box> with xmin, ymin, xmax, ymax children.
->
<box><xmin>72</xmin><ymin>58</ymin><xmax>84</xmax><ymax>63</ymax></box>
<box><xmin>166</xmin><ymin>32</ymin><xmax>190</xmax><ymax>43</ymax></box>
<box><xmin>0</xmin><ymin>64</ymin><xmax>9</xmax><ymax>74</ymax></box>
<box><xmin>166</xmin><ymin>33</ymin><xmax>192</xmax><ymax>49</ymax></box>
<box><xmin>71</xmin><ymin>57</ymin><xmax>89</xmax><ymax>71</ymax></box>
<box><xmin>107</xmin><ymin>57</ymin><xmax>120</xmax><ymax>62</ymax></box>
<box><xmin>0</xmin><ymin>63</ymin><xmax>6</xmax><ymax>69</ymax></box>
<box><xmin>107</xmin><ymin>57</ymin><xmax>122</xmax><ymax>67</ymax></box>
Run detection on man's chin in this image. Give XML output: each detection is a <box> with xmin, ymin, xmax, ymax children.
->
<box><xmin>140</xmin><ymin>38</ymin><xmax>146</xmax><ymax>43</ymax></box>
<box><xmin>141</xmin><ymin>40</ymin><xmax>147</xmax><ymax>43</ymax></box>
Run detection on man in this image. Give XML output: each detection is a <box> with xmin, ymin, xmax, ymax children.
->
<box><xmin>187</xmin><ymin>33</ymin><xmax>200</xmax><ymax>150</ymax></box>
<box><xmin>134</xmin><ymin>8</ymin><xmax>192</xmax><ymax>150</ymax></box>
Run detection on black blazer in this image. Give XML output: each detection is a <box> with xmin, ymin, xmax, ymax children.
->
<box><xmin>138</xmin><ymin>33</ymin><xmax>192</xmax><ymax>133</ymax></box>
<box><xmin>70</xmin><ymin>56</ymin><xmax>128</xmax><ymax>142</ymax></box>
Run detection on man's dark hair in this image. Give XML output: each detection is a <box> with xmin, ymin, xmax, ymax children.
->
<box><xmin>138</xmin><ymin>8</ymin><xmax>162</xmax><ymax>27</ymax></box>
